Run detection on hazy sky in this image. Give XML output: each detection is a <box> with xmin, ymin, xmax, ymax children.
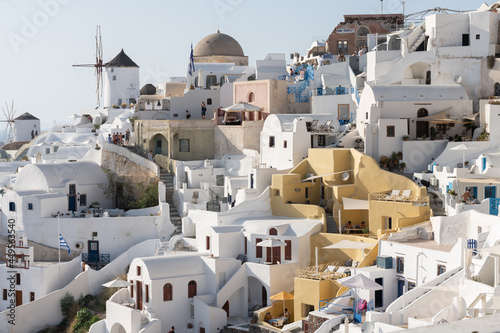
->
<box><xmin>0</xmin><ymin>0</ymin><xmax>487</xmax><ymax>130</ymax></box>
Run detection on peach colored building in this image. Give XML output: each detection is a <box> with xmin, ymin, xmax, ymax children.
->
<box><xmin>233</xmin><ymin>80</ymin><xmax>289</xmax><ymax>119</ymax></box>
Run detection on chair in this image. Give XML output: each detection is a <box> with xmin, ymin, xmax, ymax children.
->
<box><xmin>399</xmin><ymin>190</ymin><xmax>412</xmax><ymax>201</ymax></box>
<box><xmin>385</xmin><ymin>190</ymin><xmax>400</xmax><ymax>200</ymax></box>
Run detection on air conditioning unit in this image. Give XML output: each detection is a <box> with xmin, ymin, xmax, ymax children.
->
<box><xmin>377</xmin><ymin>255</ymin><xmax>393</xmax><ymax>269</ymax></box>
<box><xmin>430</xmin><ymin>178</ymin><xmax>438</xmax><ymax>187</ymax></box>
<box><xmin>75</xmin><ymin>242</ymin><xmax>84</xmax><ymax>250</ymax></box>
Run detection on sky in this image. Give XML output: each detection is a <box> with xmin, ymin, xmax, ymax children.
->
<box><xmin>0</xmin><ymin>0</ymin><xmax>488</xmax><ymax>131</ymax></box>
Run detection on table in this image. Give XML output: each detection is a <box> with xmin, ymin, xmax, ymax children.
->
<box><xmin>269</xmin><ymin>317</ymin><xmax>288</xmax><ymax>327</ymax></box>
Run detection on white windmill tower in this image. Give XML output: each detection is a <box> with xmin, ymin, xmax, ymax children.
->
<box><xmin>1</xmin><ymin>101</ymin><xmax>16</xmax><ymax>143</ymax></box>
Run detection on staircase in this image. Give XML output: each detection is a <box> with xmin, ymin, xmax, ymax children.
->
<box><xmin>429</xmin><ymin>192</ymin><xmax>446</xmax><ymax>217</ymax></box>
<box><xmin>326</xmin><ymin>214</ymin><xmax>338</xmax><ymax>233</ymax></box>
<box><xmin>160</xmin><ymin>168</ymin><xmax>182</xmax><ymax>235</ymax></box>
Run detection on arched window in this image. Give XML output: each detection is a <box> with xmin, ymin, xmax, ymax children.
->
<box><xmin>495</xmin><ymin>82</ymin><xmax>500</xmax><ymax>96</ymax></box>
<box><xmin>357</xmin><ymin>27</ymin><xmax>369</xmax><ymax>37</ymax></box>
<box><xmin>163</xmin><ymin>283</ymin><xmax>172</xmax><ymax>301</ymax></box>
<box><xmin>269</xmin><ymin>228</ymin><xmax>278</xmax><ymax>236</ymax></box>
<box><xmin>249</xmin><ymin>92</ymin><xmax>255</xmax><ymax>103</ymax></box>
<box><xmin>188</xmin><ymin>280</ymin><xmax>197</xmax><ymax>298</ymax></box>
<box><xmin>417</xmin><ymin>108</ymin><xmax>429</xmax><ymax>118</ymax></box>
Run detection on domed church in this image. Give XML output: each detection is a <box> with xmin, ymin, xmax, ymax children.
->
<box><xmin>193</xmin><ymin>30</ymin><xmax>248</xmax><ymax>66</ymax></box>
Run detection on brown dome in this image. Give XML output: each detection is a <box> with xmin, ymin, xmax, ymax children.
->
<box><xmin>193</xmin><ymin>31</ymin><xmax>244</xmax><ymax>57</ymax></box>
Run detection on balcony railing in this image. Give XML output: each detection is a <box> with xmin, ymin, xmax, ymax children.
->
<box><xmin>369</xmin><ymin>191</ymin><xmax>429</xmax><ymax>205</ymax></box>
<box><xmin>82</xmin><ymin>253</ymin><xmax>110</xmax><ymax>265</ymax></box>
<box><xmin>296</xmin><ymin>261</ymin><xmax>349</xmax><ymax>281</ymax></box>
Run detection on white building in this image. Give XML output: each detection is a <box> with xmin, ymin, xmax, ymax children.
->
<box><xmin>103</xmin><ymin>49</ymin><xmax>140</xmax><ymax>109</ymax></box>
<box><xmin>260</xmin><ymin>114</ymin><xmax>341</xmax><ymax>170</ymax></box>
<box><xmin>13</xmin><ymin>112</ymin><xmax>40</xmax><ymax>142</ymax></box>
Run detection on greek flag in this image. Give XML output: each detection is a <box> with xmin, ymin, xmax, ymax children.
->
<box><xmin>59</xmin><ymin>234</ymin><xmax>71</xmax><ymax>255</ymax></box>
<box><xmin>188</xmin><ymin>42</ymin><xmax>196</xmax><ymax>76</ymax></box>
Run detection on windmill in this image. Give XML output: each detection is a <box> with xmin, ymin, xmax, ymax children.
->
<box><xmin>1</xmin><ymin>101</ymin><xmax>16</xmax><ymax>143</ymax></box>
<box><xmin>73</xmin><ymin>25</ymin><xmax>104</xmax><ymax>107</ymax></box>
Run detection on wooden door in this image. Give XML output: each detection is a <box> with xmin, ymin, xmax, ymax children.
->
<box><xmin>273</xmin><ymin>246</ymin><xmax>281</xmax><ymax>264</ymax></box>
<box><xmin>136</xmin><ymin>281</ymin><xmax>143</xmax><ymax>310</ymax></box>
<box><xmin>15</xmin><ymin>290</ymin><xmax>22</xmax><ymax>306</ymax></box>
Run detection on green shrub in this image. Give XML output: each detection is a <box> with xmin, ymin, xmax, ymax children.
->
<box><xmin>72</xmin><ymin>308</ymin><xmax>100</xmax><ymax>333</ymax></box>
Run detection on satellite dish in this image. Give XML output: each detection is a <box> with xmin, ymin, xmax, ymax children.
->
<box><xmin>453</xmin><ymin>75</ymin><xmax>462</xmax><ymax>84</ymax></box>
<box><xmin>361</xmin><ymin>322</ymin><xmax>374</xmax><ymax>333</ymax></box>
<box><xmin>341</xmin><ymin>172</ymin><xmax>350</xmax><ymax>181</ymax></box>
<box><xmin>409</xmin><ymin>22</ymin><xmax>416</xmax><ymax>30</ymax></box>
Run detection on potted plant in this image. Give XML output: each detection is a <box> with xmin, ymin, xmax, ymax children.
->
<box><xmin>402</xmin><ymin>135</ymin><xmax>410</xmax><ymax>141</ymax></box>
<box><xmin>121</xmin><ymin>102</ymin><xmax>128</xmax><ymax>109</ymax></box>
<box><xmin>380</xmin><ymin>156</ymin><xmax>389</xmax><ymax>168</ymax></box>
<box><xmin>399</xmin><ymin>162</ymin><xmax>406</xmax><ymax>172</ymax></box>
<box><xmin>448</xmin><ymin>189</ymin><xmax>457</xmax><ymax>197</ymax></box>
<box><xmin>464</xmin><ymin>161</ymin><xmax>469</xmax><ymax>167</ymax></box>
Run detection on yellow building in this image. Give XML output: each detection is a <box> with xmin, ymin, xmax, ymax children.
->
<box><xmin>269</xmin><ymin>148</ymin><xmax>431</xmax><ymax>320</ymax></box>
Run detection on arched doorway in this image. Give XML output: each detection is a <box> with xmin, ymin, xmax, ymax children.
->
<box><xmin>150</xmin><ymin>134</ymin><xmax>168</xmax><ymax>156</ymax></box>
<box><xmin>110</xmin><ymin>323</ymin><xmax>126</xmax><ymax>333</ymax></box>
<box><xmin>248</xmin><ymin>277</ymin><xmax>267</xmax><ymax>309</ymax></box>
<box><xmin>416</xmin><ymin>108</ymin><xmax>429</xmax><ymax>138</ymax></box>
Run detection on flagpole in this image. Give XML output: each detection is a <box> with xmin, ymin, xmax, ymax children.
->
<box><xmin>58</xmin><ymin>214</ymin><xmax>61</xmax><ymax>283</ymax></box>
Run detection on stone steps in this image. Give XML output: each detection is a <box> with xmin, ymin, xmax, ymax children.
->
<box><xmin>160</xmin><ymin>167</ymin><xmax>182</xmax><ymax>236</ymax></box>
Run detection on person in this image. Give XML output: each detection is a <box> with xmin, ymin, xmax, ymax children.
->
<box><xmin>363</xmin><ymin>45</ymin><xmax>368</xmax><ymax>54</ymax></box>
<box><xmin>201</xmin><ymin>102</ymin><xmax>207</xmax><ymax>119</ymax></box>
<box><xmin>462</xmin><ymin>189</ymin><xmax>472</xmax><ymax>201</ymax></box>
<box><xmin>108</xmin><ymin>134</ymin><xmax>112</xmax><ymax>143</ymax></box>
<box><xmin>185</xmin><ymin>110</ymin><xmax>191</xmax><ymax>119</ymax></box>
<box><xmin>342</xmin><ymin>221</ymin><xmax>353</xmax><ymax>233</ymax></box>
<box><xmin>118</xmin><ymin>132</ymin><xmax>124</xmax><ymax>146</ymax></box>
<box><xmin>471</xmin><ymin>196</ymin><xmax>479</xmax><ymax>204</ymax></box>
<box><xmin>360</xmin><ymin>221</ymin><xmax>369</xmax><ymax>234</ymax></box>
<box><xmin>148</xmin><ymin>150</ymin><xmax>153</xmax><ymax>161</ymax></box>
<box><xmin>125</xmin><ymin>129</ymin><xmax>130</xmax><ymax>146</ymax></box>
<box><xmin>264</xmin><ymin>312</ymin><xmax>272</xmax><ymax>323</ymax></box>
<box><xmin>284</xmin><ymin>308</ymin><xmax>290</xmax><ymax>321</ymax></box>
<box><xmin>358</xmin><ymin>47</ymin><xmax>363</xmax><ymax>56</ymax></box>
<box><xmin>31</xmin><ymin>130</ymin><xmax>34</xmax><ymax>140</ymax></box>
<box><xmin>168</xmin><ymin>326</ymin><xmax>175</xmax><ymax>333</ymax></box>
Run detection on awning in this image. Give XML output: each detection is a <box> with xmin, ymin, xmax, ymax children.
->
<box><xmin>342</xmin><ymin>197</ymin><xmax>369</xmax><ymax>210</ymax></box>
<box><xmin>322</xmin><ymin>239</ymin><xmax>375</xmax><ymax>250</ymax></box>
<box><xmin>455</xmin><ymin>178</ymin><xmax>500</xmax><ymax>185</ymax></box>
<box><xmin>418</xmin><ymin>107</ymin><xmax>465</xmax><ymax>124</ymax></box>
<box><xmin>480</xmin><ymin>244</ymin><xmax>500</xmax><ymax>256</ymax></box>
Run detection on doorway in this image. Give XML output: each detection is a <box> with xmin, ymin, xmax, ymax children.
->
<box><xmin>136</xmin><ymin>281</ymin><xmax>143</xmax><ymax>310</ymax></box>
<box><xmin>375</xmin><ymin>278</ymin><xmax>383</xmax><ymax>308</ymax></box>
<box><xmin>416</xmin><ymin>108</ymin><xmax>429</xmax><ymax>138</ymax></box>
<box><xmin>15</xmin><ymin>290</ymin><xmax>22</xmax><ymax>306</ymax></box>
<box><xmin>87</xmin><ymin>240</ymin><xmax>99</xmax><ymax>262</ymax></box>
<box><xmin>68</xmin><ymin>184</ymin><xmax>76</xmax><ymax>211</ymax></box>
<box><xmin>262</xmin><ymin>286</ymin><xmax>267</xmax><ymax>307</ymax></box>
<box><xmin>223</xmin><ymin>300</ymin><xmax>229</xmax><ymax>317</ymax></box>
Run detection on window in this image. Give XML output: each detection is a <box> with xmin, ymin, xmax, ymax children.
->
<box><xmin>207</xmin><ymin>98</ymin><xmax>212</xmax><ymax>105</ymax></box>
<box><xmin>269</xmin><ymin>136</ymin><xmax>275</xmax><ymax>148</ymax></box>
<box><xmin>206</xmin><ymin>75</ymin><xmax>217</xmax><ymax>89</ymax></box>
<box><xmin>283</xmin><ymin>140</ymin><xmax>287</xmax><ymax>149</ymax></box>
<box><xmin>269</xmin><ymin>228</ymin><xmax>278</xmax><ymax>236</ymax></box>
<box><xmin>111</xmin><ymin>68</ymin><xmax>114</xmax><ymax>73</ymax></box>
<box><xmin>188</xmin><ymin>280</ymin><xmax>197</xmax><ymax>298</ymax></box>
<box><xmin>9</xmin><ymin>202</ymin><xmax>15</xmax><ymax>212</ymax></box>
<box><xmin>113</xmin><ymin>75</ymin><xmax>116</xmax><ymax>81</ymax></box>
<box><xmin>274</xmin><ymin>189</ymin><xmax>280</xmax><ymax>196</ymax></box>
<box><xmin>462</xmin><ymin>34</ymin><xmax>470</xmax><ymax>46</ymax></box>
<box><xmin>285</xmin><ymin>240</ymin><xmax>292</xmax><ymax>260</ymax></box>
<box><xmin>16</xmin><ymin>273</ymin><xmax>21</xmax><ymax>285</ymax></box>
<box><xmin>206</xmin><ymin>236</ymin><xmax>210</xmax><ymax>250</ymax></box>
<box><xmin>357</xmin><ymin>27</ymin><xmax>369</xmax><ymax>36</ymax></box>
<box><xmin>30</xmin><ymin>292</ymin><xmax>35</xmax><ymax>302</ymax></box>
<box><xmin>216</xmin><ymin>175</ymin><xmax>224</xmax><ymax>186</ymax></box>
<box><xmin>318</xmin><ymin>135</ymin><xmax>326</xmax><ymax>147</ymax></box>
<box><xmin>79</xmin><ymin>194</ymin><xmax>87</xmax><ymax>206</ymax></box>
<box><xmin>437</xmin><ymin>264</ymin><xmax>446</xmax><ymax>276</ymax></box>
<box><xmin>45</xmin><ymin>148</ymin><xmax>50</xmax><ymax>154</ymax></box>
<box><xmin>137</xmin><ymin>266</ymin><xmax>141</xmax><ymax>276</ymax></box>
<box><xmin>130</xmin><ymin>281</ymin><xmax>134</xmax><ymax>298</ymax></box>
<box><xmin>387</xmin><ymin>126</ymin><xmax>395</xmax><ymax>137</ymax></box>
<box><xmin>179</xmin><ymin>139</ymin><xmax>190</xmax><ymax>152</ymax></box>
<box><xmin>256</xmin><ymin>238</ymin><xmax>263</xmax><ymax>258</ymax></box>
<box><xmin>396</xmin><ymin>257</ymin><xmax>404</xmax><ymax>274</ymax></box>
<box><xmin>408</xmin><ymin>282</ymin><xmax>416</xmax><ymax>290</ymax></box>
<box><xmin>163</xmin><ymin>283</ymin><xmax>172</xmax><ymax>301</ymax></box>
<box><xmin>92</xmin><ymin>232</ymin><xmax>98</xmax><ymax>237</ymax></box>
<box><xmin>383</xmin><ymin>216</ymin><xmax>392</xmax><ymax>230</ymax></box>
<box><xmin>249</xmin><ymin>92</ymin><xmax>255</xmax><ymax>103</ymax></box>
<box><xmin>305</xmin><ymin>187</ymin><xmax>309</xmax><ymax>199</ymax></box>
<box><xmin>485</xmin><ymin>186</ymin><xmax>496</xmax><ymax>199</ymax></box>
<box><xmin>3</xmin><ymin>289</ymin><xmax>6</xmax><ymax>301</ymax></box>
<box><xmin>28</xmin><ymin>203</ymin><xmax>33</xmax><ymax>210</ymax></box>
<box><xmin>338</xmin><ymin>104</ymin><xmax>349</xmax><ymax>119</ymax></box>
<box><xmin>145</xmin><ymin>284</ymin><xmax>149</xmax><ymax>303</ymax></box>
<box><xmin>337</xmin><ymin>40</ymin><xmax>348</xmax><ymax>54</ymax></box>
<box><xmin>366</xmin><ymin>112</ymin><xmax>368</xmax><ymax>120</ymax></box>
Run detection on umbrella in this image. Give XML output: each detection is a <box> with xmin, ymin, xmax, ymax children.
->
<box><xmin>338</xmin><ymin>274</ymin><xmax>382</xmax><ymax>316</ymax></box>
<box><xmin>450</xmin><ymin>143</ymin><xmax>475</xmax><ymax>168</ymax></box>
<box><xmin>222</xmin><ymin>102</ymin><xmax>262</xmax><ymax>112</ymax></box>
<box><xmin>198</xmin><ymin>69</ymin><xmax>204</xmax><ymax>88</ymax></box>
<box><xmin>102</xmin><ymin>278</ymin><xmax>132</xmax><ymax>304</ymax></box>
<box><xmin>270</xmin><ymin>291</ymin><xmax>293</xmax><ymax>318</ymax></box>
<box><xmin>257</xmin><ymin>239</ymin><xmax>287</xmax><ymax>264</ymax></box>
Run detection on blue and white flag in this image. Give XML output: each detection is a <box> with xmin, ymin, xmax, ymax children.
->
<box><xmin>188</xmin><ymin>42</ymin><xmax>196</xmax><ymax>76</ymax></box>
<box><xmin>59</xmin><ymin>234</ymin><xmax>71</xmax><ymax>255</ymax></box>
